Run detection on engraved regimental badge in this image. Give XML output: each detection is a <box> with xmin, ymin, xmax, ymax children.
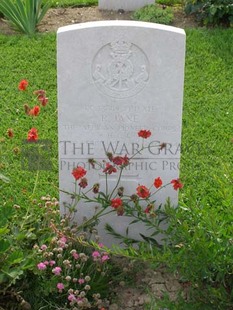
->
<box><xmin>92</xmin><ymin>40</ymin><xmax>149</xmax><ymax>99</ymax></box>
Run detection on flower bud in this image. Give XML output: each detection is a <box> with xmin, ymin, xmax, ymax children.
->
<box><xmin>92</xmin><ymin>183</ymin><xmax>100</xmax><ymax>194</ymax></box>
<box><xmin>106</xmin><ymin>152</ymin><xmax>113</xmax><ymax>161</ymax></box>
<box><xmin>117</xmin><ymin>186</ymin><xmax>124</xmax><ymax>197</ymax></box>
<box><xmin>130</xmin><ymin>194</ymin><xmax>138</xmax><ymax>203</ymax></box>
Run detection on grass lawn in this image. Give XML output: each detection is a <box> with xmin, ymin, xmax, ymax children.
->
<box><xmin>0</xmin><ymin>29</ymin><xmax>232</xmax><ymax>208</ymax></box>
<box><xmin>0</xmin><ymin>23</ymin><xmax>233</xmax><ymax>310</ymax></box>
<box><xmin>49</xmin><ymin>0</ymin><xmax>97</xmax><ymax>7</ymax></box>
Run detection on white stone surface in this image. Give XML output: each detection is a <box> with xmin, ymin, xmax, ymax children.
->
<box><xmin>99</xmin><ymin>0</ymin><xmax>155</xmax><ymax>11</ymax></box>
<box><xmin>57</xmin><ymin>21</ymin><xmax>186</xmax><ymax>247</ymax></box>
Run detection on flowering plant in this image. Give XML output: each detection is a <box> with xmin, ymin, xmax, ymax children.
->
<box><xmin>33</xmin><ymin>199</ymin><xmax>111</xmax><ymax>310</ymax></box>
<box><xmin>64</xmin><ymin>130</ymin><xmax>183</xmax><ymax>246</ymax></box>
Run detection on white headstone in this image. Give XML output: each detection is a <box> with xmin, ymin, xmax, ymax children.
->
<box><xmin>57</xmin><ymin>21</ymin><xmax>186</xmax><ymax>247</ymax></box>
<box><xmin>99</xmin><ymin>0</ymin><xmax>155</xmax><ymax>11</ymax></box>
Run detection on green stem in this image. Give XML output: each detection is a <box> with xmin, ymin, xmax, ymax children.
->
<box><xmin>78</xmin><ymin>208</ymin><xmax>114</xmax><ymax>232</ymax></box>
<box><xmin>105</xmin><ymin>173</ymin><xmax>108</xmax><ymax>196</ymax></box>
<box><xmin>109</xmin><ymin>167</ymin><xmax>123</xmax><ymax>199</ymax></box>
<box><xmin>31</xmin><ymin>169</ymin><xmax>39</xmax><ymax>197</ymax></box>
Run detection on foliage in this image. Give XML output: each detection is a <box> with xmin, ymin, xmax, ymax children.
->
<box><xmin>0</xmin><ymin>29</ymin><xmax>233</xmax><ymax>309</ymax></box>
<box><xmin>156</xmin><ymin>0</ymin><xmax>182</xmax><ymax>6</ymax></box>
<box><xmin>31</xmin><ymin>211</ymin><xmax>111</xmax><ymax>309</ymax></box>
<box><xmin>0</xmin><ymin>197</ymin><xmax>59</xmax><ymax>293</ymax></box>
<box><xmin>133</xmin><ymin>4</ymin><xmax>174</xmax><ymax>24</ymax></box>
<box><xmin>0</xmin><ymin>0</ymin><xmax>51</xmax><ymax>35</ymax></box>
<box><xmin>161</xmin><ymin>172</ymin><xmax>233</xmax><ymax>308</ymax></box>
<box><xmin>47</xmin><ymin>0</ymin><xmax>97</xmax><ymax>7</ymax></box>
<box><xmin>185</xmin><ymin>0</ymin><xmax>233</xmax><ymax>26</ymax></box>
<box><xmin>121</xmin><ymin>170</ymin><xmax>233</xmax><ymax>309</ymax></box>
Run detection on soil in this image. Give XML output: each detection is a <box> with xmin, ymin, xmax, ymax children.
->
<box><xmin>0</xmin><ymin>6</ymin><xmax>198</xmax><ymax>35</ymax></box>
<box><xmin>106</xmin><ymin>258</ymin><xmax>190</xmax><ymax>310</ymax></box>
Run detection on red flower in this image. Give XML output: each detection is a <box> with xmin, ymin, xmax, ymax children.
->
<box><xmin>29</xmin><ymin>105</ymin><xmax>40</xmax><ymax>116</ymax></box>
<box><xmin>154</xmin><ymin>177</ymin><xmax>163</xmax><ymax>189</ymax></box>
<box><xmin>72</xmin><ymin>166</ymin><xmax>87</xmax><ymax>180</ymax></box>
<box><xmin>103</xmin><ymin>163</ymin><xmax>117</xmax><ymax>174</ymax></box>
<box><xmin>78</xmin><ymin>177</ymin><xmax>88</xmax><ymax>188</ymax></box>
<box><xmin>39</xmin><ymin>96</ymin><xmax>48</xmax><ymax>107</ymax></box>
<box><xmin>144</xmin><ymin>204</ymin><xmax>153</xmax><ymax>214</ymax></box>
<box><xmin>34</xmin><ymin>89</ymin><xmax>46</xmax><ymax>98</ymax></box>
<box><xmin>171</xmin><ymin>178</ymin><xmax>183</xmax><ymax>191</ymax></box>
<box><xmin>112</xmin><ymin>155</ymin><xmax>129</xmax><ymax>166</ymax></box>
<box><xmin>111</xmin><ymin>198</ymin><xmax>123</xmax><ymax>209</ymax></box>
<box><xmin>138</xmin><ymin>130</ymin><xmax>151</xmax><ymax>139</ymax></box>
<box><xmin>27</xmin><ymin>128</ymin><xmax>38</xmax><ymax>141</ymax></box>
<box><xmin>7</xmin><ymin>128</ymin><xmax>14</xmax><ymax>138</ymax></box>
<box><xmin>18</xmin><ymin>79</ymin><xmax>28</xmax><ymax>91</ymax></box>
<box><xmin>136</xmin><ymin>185</ymin><xmax>150</xmax><ymax>198</ymax></box>
<box><xmin>34</xmin><ymin>90</ymin><xmax>48</xmax><ymax>106</ymax></box>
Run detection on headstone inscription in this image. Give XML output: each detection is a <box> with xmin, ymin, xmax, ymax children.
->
<box><xmin>57</xmin><ymin>21</ymin><xmax>186</xmax><ymax>247</ymax></box>
<box><xmin>98</xmin><ymin>0</ymin><xmax>155</xmax><ymax>11</ymax></box>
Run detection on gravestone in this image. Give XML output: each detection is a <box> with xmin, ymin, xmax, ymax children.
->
<box><xmin>99</xmin><ymin>0</ymin><xmax>155</xmax><ymax>11</ymax></box>
<box><xmin>57</xmin><ymin>21</ymin><xmax>186</xmax><ymax>247</ymax></box>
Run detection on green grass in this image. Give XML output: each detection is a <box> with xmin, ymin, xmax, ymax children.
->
<box><xmin>48</xmin><ymin>0</ymin><xmax>97</xmax><ymax>7</ymax></box>
<box><xmin>0</xmin><ymin>29</ymin><xmax>232</xmax><ymax>309</ymax></box>
<box><xmin>181</xmin><ymin>29</ymin><xmax>233</xmax><ymax>204</ymax></box>
<box><xmin>0</xmin><ymin>34</ymin><xmax>58</xmax><ymax>209</ymax></box>
<box><xmin>0</xmin><ymin>29</ymin><xmax>232</xmax><ymax>208</ymax></box>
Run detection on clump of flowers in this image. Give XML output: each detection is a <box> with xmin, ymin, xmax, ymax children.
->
<box><xmin>34</xmin><ymin>213</ymin><xmax>111</xmax><ymax>309</ymax></box>
<box><xmin>11</xmin><ymin>79</ymin><xmax>49</xmax><ymax>142</ymax></box>
<box><xmin>66</xmin><ymin>129</ymin><xmax>184</xmax><ymax>246</ymax></box>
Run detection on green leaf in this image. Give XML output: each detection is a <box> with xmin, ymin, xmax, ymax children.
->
<box><xmin>0</xmin><ymin>173</ymin><xmax>10</xmax><ymax>183</ymax></box>
<box><xmin>8</xmin><ymin>250</ymin><xmax>24</xmax><ymax>264</ymax></box>
<box><xmin>0</xmin><ymin>239</ymin><xmax>11</xmax><ymax>253</ymax></box>
<box><xmin>0</xmin><ymin>205</ymin><xmax>15</xmax><ymax>221</ymax></box>
<box><xmin>1</xmin><ymin>268</ymin><xmax>24</xmax><ymax>283</ymax></box>
<box><xmin>0</xmin><ymin>0</ymin><xmax>51</xmax><ymax>35</ymax></box>
<box><xmin>0</xmin><ymin>227</ymin><xmax>10</xmax><ymax>236</ymax></box>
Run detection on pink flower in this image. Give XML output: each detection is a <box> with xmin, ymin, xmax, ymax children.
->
<box><xmin>37</xmin><ymin>262</ymin><xmax>46</xmax><ymax>270</ymax></box>
<box><xmin>57</xmin><ymin>282</ymin><xmax>64</xmax><ymax>292</ymax></box>
<box><xmin>68</xmin><ymin>294</ymin><xmax>76</xmax><ymax>302</ymax></box>
<box><xmin>78</xmin><ymin>278</ymin><xmax>85</xmax><ymax>284</ymax></box>
<box><xmin>72</xmin><ymin>252</ymin><xmax>79</xmax><ymax>260</ymax></box>
<box><xmin>40</xmin><ymin>244</ymin><xmax>47</xmax><ymax>251</ymax></box>
<box><xmin>52</xmin><ymin>266</ymin><xmax>62</xmax><ymax>275</ymax></box>
<box><xmin>92</xmin><ymin>251</ymin><xmax>101</xmax><ymax>258</ymax></box>
<box><xmin>43</xmin><ymin>260</ymin><xmax>49</xmax><ymax>265</ymax></box>
<box><xmin>49</xmin><ymin>260</ymin><xmax>56</xmax><ymax>266</ymax></box>
<box><xmin>98</xmin><ymin>243</ymin><xmax>104</xmax><ymax>248</ymax></box>
<box><xmin>60</xmin><ymin>236</ymin><xmax>67</xmax><ymax>243</ymax></box>
<box><xmin>58</xmin><ymin>236</ymin><xmax>67</xmax><ymax>248</ymax></box>
<box><xmin>101</xmin><ymin>255</ymin><xmax>109</xmax><ymax>262</ymax></box>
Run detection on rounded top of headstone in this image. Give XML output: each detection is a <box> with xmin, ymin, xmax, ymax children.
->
<box><xmin>57</xmin><ymin>21</ymin><xmax>186</xmax><ymax>36</ymax></box>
